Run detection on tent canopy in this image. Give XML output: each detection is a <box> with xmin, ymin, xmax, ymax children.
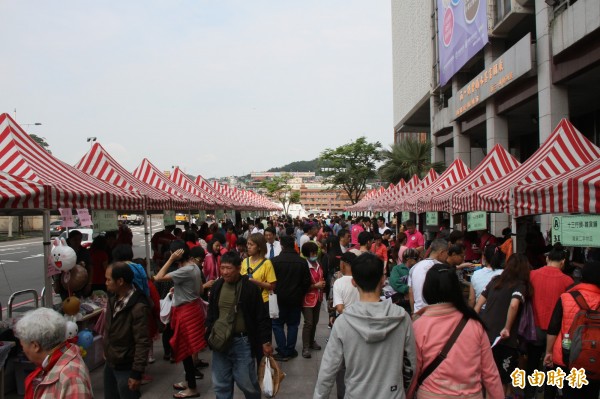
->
<box><xmin>415</xmin><ymin>159</ymin><xmax>470</xmax><ymax>214</ymax></box>
<box><xmin>76</xmin><ymin>143</ymin><xmax>187</xmax><ymax>211</ymax></box>
<box><xmin>0</xmin><ymin>113</ymin><xmax>142</xmax><ymax>210</ymax></box>
<box><xmin>429</xmin><ymin>144</ymin><xmax>521</xmax><ymax>214</ymax></box>
<box><xmin>133</xmin><ymin>159</ymin><xmax>207</xmax><ymax>210</ymax></box>
<box><xmin>0</xmin><ymin>172</ymin><xmax>46</xmax><ymax>210</ymax></box>
<box><xmin>394</xmin><ymin>169</ymin><xmax>438</xmax><ymax>212</ymax></box>
<box><xmin>514</xmin><ymin>157</ymin><xmax>600</xmax><ymax>216</ymax></box>
<box><xmin>463</xmin><ymin>119</ymin><xmax>600</xmax><ymax>214</ymax></box>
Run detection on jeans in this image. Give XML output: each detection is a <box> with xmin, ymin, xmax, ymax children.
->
<box><xmin>272</xmin><ymin>303</ymin><xmax>301</xmax><ymax>357</ymax></box>
<box><xmin>104</xmin><ymin>364</ymin><xmax>141</xmax><ymax>399</ymax></box>
<box><xmin>302</xmin><ymin>301</ymin><xmax>321</xmax><ymax>349</ymax></box>
<box><xmin>212</xmin><ymin>336</ymin><xmax>261</xmax><ymax>399</ymax></box>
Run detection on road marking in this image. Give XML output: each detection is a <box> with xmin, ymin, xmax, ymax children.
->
<box><xmin>0</xmin><ymin>241</ymin><xmax>41</xmax><ymax>248</ymax></box>
<box><xmin>0</xmin><ymin>251</ymin><xmax>28</xmax><ymax>256</ymax></box>
<box><xmin>22</xmin><ymin>254</ymin><xmax>44</xmax><ymax>260</ymax></box>
<box><xmin>0</xmin><ymin>247</ymin><xmax>25</xmax><ymax>251</ymax></box>
<box><xmin>0</xmin><ymin>259</ymin><xmax>19</xmax><ymax>263</ymax></box>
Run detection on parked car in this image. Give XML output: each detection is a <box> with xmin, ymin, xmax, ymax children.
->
<box><xmin>126</xmin><ymin>214</ymin><xmax>145</xmax><ymax>225</ymax></box>
<box><xmin>49</xmin><ymin>220</ymin><xmax>81</xmax><ymax>237</ymax></box>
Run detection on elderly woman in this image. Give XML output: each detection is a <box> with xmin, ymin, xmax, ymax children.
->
<box><xmin>15</xmin><ymin>308</ymin><xmax>93</xmax><ymax>399</ymax></box>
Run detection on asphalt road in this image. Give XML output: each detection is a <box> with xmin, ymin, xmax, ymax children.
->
<box><xmin>0</xmin><ymin>219</ymin><xmax>163</xmax><ymax>314</ymax></box>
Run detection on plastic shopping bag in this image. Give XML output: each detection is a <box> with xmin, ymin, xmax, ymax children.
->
<box><xmin>259</xmin><ymin>355</ymin><xmax>285</xmax><ymax>398</ymax></box>
<box><xmin>262</xmin><ymin>357</ymin><xmax>274</xmax><ymax>397</ymax></box>
<box><xmin>269</xmin><ymin>292</ymin><xmax>279</xmax><ymax>319</ymax></box>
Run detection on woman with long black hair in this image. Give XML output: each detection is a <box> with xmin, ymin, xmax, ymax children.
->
<box><xmin>476</xmin><ymin>253</ymin><xmax>532</xmax><ymax>397</ymax></box>
<box><xmin>410</xmin><ymin>264</ymin><xmax>503</xmax><ymax>398</ymax></box>
<box><xmin>322</xmin><ymin>235</ymin><xmax>342</xmax><ymax>327</ymax></box>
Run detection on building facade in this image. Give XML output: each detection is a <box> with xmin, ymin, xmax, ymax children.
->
<box><xmin>299</xmin><ymin>185</ymin><xmax>353</xmax><ymax>214</ymax></box>
<box><xmin>392</xmin><ymin>0</ymin><xmax>600</xmax><ymax>232</ymax></box>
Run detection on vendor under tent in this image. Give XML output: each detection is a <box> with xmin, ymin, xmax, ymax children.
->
<box><xmin>456</xmin><ymin>119</ymin><xmax>600</xmax><ymax>215</ymax></box>
<box><xmin>427</xmin><ymin>144</ymin><xmax>521</xmax><ymax>214</ymax></box>
<box><xmin>75</xmin><ymin>143</ymin><xmax>190</xmax><ymax>270</ymax></box>
<box><xmin>393</xmin><ymin>169</ymin><xmax>439</xmax><ymax>212</ymax></box>
<box><xmin>0</xmin><ymin>113</ymin><xmax>143</xmax><ymax>307</ymax></box>
<box><xmin>413</xmin><ymin>158</ymin><xmax>470</xmax><ymax>215</ymax></box>
<box><xmin>514</xmin><ymin>157</ymin><xmax>600</xmax><ymax>217</ymax></box>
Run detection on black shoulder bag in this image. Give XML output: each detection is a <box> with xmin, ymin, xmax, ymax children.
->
<box><xmin>416</xmin><ymin>315</ymin><xmax>469</xmax><ymax>389</ymax></box>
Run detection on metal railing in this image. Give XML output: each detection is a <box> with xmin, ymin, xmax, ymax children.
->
<box><xmin>7</xmin><ymin>289</ymin><xmax>40</xmax><ymax>318</ymax></box>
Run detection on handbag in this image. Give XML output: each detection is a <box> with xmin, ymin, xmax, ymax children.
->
<box><xmin>259</xmin><ymin>355</ymin><xmax>286</xmax><ymax>398</ymax></box>
<box><xmin>518</xmin><ymin>300</ymin><xmax>537</xmax><ymax>343</ymax></box>
<box><xmin>416</xmin><ymin>316</ymin><xmax>468</xmax><ymax>390</ymax></box>
<box><xmin>208</xmin><ymin>281</ymin><xmax>242</xmax><ymax>352</ymax></box>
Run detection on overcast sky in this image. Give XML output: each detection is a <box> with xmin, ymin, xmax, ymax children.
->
<box><xmin>1</xmin><ymin>1</ymin><xmax>393</xmax><ymax>178</ymax></box>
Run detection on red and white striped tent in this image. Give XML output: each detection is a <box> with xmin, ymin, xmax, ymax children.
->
<box><xmin>0</xmin><ymin>113</ymin><xmax>142</xmax><ymax>210</ymax></box>
<box><xmin>393</xmin><ymin>169</ymin><xmax>439</xmax><ymax>212</ymax></box>
<box><xmin>371</xmin><ymin>181</ymin><xmax>401</xmax><ymax>211</ymax></box>
<box><xmin>211</xmin><ymin>180</ymin><xmax>242</xmax><ymax>209</ymax></box>
<box><xmin>514</xmin><ymin>157</ymin><xmax>600</xmax><ymax>216</ymax></box>
<box><xmin>75</xmin><ymin>143</ymin><xmax>187</xmax><ymax>211</ymax></box>
<box><xmin>415</xmin><ymin>159</ymin><xmax>470</xmax><ymax>214</ymax></box>
<box><xmin>386</xmin><ymin>175</ymin><xmax>419</xmax><ymax>212</ymax></box>
<box><xmin>429</xmin><ymin>144</ymin><xmax>520</xmax><ymax>214</ymax></box>
<box><xmin>194</xmin><ymin>175</ymin><xmax>236</xmax><ymax>209</ymax></box>
<box><xmin>169</xmin><ymin>167</ymin><xmax>222</xmax><ymax>209</ymax></box>
<box><xmin>132</xmin><ymin>159</ymin><xmax>208</xmax><ymax>210</ymax></box>
<box><xmin>353</xmin><ymin>186</ymin><xmax>385</xmax><ymax>212</ymax></box>
<box><xmin>0</xmin><ymin>172</ymin><xmax>46</xmax><ymax>210</ymax></box>
<box><xmin>458</xmin><ymin>119</ymin><xmax>600</xmax><ymax>214</ymax></box>
<box><xmin>348</xmin><ymin>188</ymin><xmax>379</xmax><ymax>211</ymax></box>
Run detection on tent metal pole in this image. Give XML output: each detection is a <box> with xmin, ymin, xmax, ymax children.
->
<box><xmin>143</xmin><ymin>209</ymin><xmax>151</xmax><ymax>276</ymax></box>
<box><xmin>511</xmin><ymin>216</ymin><xmax>517</xmax><ymax>254</ymax></box>
<box><xmin>42</xmin><ymin>210</ymin><xmax>53</xmax><ymax>308</ymax></box>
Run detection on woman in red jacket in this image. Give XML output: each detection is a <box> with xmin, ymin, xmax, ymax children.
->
<box><xmin>544</xmin><ymin>261</ymin><xmax>600</xmax><ymax>399</ymax></box>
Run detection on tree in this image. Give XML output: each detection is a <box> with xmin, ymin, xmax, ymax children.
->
<box><xmin>318</xmin><ymin>137</ymin><xmax>383</xmax><ymax>204</ymax></box>
<box><xmin>259</xmin><ymin>173</ymin><xmax>301</xmax><ymax>215</ymax></box>
<box><xmin>378</xmin><ymin>138</ymin><xmax>445</xmax><ymax>184</ymax></box>
<box><xmin>30</xmin><ymin>134</ymin><xmax>51</xmax><ymax>154</ymax></box>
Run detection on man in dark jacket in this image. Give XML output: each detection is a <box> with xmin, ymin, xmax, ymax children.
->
<box><xmin>271</xmin><ymin>235</ymin><xmax>311</xmax><ymax>361</ymax></box>
<box><xmin>205</xmin><ymin>251</ymin><xmax>272</xmax><ymax>399</ymax></box>
<box><xmin>104</xmin><ymin>262</ymin><xmax>150</xmax><ymax>399</ymax></box>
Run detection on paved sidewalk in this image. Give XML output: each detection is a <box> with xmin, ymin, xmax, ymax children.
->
<box><xmin>8</xmin><ymin>305</ymin><xmax>335</xmax><ymax>398</ymax></box>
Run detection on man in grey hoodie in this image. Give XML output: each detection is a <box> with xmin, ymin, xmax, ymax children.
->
<box><xmin>314</xmin><ymin>252</ymin><xmax>417</xmax><ymax>399</ymax></box>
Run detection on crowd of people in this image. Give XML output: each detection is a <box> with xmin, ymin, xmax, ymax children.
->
<box><xmin>13</xmin><ymin>213</ymin><xmax>600</xmax><ymax>399</ymax></box>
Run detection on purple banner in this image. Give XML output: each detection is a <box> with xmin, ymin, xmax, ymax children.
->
<box><xmin>437</xmin><ymin>0</ymin><xmax>489</xmax><ymax>86</ymax></box>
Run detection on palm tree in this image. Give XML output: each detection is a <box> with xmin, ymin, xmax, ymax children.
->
<box><xmin>378</xmin><ymin>138</ymin><xmax>446</xmax><ymax>184</ymax></box>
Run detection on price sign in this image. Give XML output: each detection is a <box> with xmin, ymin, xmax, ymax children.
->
<box><xmin>58</xmin><ymin>208</ymin><xmax>77</xmax><ymax>227</ymax></box>
<box><xmin>552</xmin><ymin>215</ymin><xmax>600</xmax><ymax>247</ymax></box>
<box><xmin>426</xmin><ymin>212</ymin><xmax>439</xmax><ymax>226</ymax></box>
<box><xmin>197</xmin><ymin>210</ymin><xmax>206</xmax><ymax>223</ymax></box>
<box><xmin>401</xmin><ymin>212</ymin><xmax>410</xmax><ymax>223</ymax></box>
<box><xmin>163</xmin><ymin>210</ymin><xmax>176</xmax><ymax>226</ymax></box>
<box><xmin>91</xmin><ymin>210</ymin><xmax>118</xmax><ymax>232</ymax></box>
<box><xmin>467</xmin><ymin>211</ymin><xmax>487</xmax><ymax>232</ymax></box>
<box><xmin>76</xmin><ymin>208</ymin><xmax>93</xmax><ymax>227</ymax></box>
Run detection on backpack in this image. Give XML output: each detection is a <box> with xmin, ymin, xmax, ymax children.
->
<box><xmin>566</xmin><ymin>291</ymin><xmax>600</xmax><ymax>379</ymax></box>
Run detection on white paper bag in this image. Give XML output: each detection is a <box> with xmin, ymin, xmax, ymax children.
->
<box><xmin>268</xmin><ymin>292</ymin><xmax>279</xmax><ymax>319</ymax></box>
<box><xmin>262</xmin><ymin>357</ymin><xmax>274</xmax><ymax>397</ymax></box>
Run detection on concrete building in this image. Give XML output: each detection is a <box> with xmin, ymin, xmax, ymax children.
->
<box><xmin>299</xmin><ymin>185</ymin><xmax>353</xmax><ymax>214</ymax></box>
<box><xmin>392</xmin><ymin>0</ymin><xmax>600</xmax><ymax>232</ymax></box>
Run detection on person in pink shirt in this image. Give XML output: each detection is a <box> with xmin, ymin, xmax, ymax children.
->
<box><xmin>410</xmin><ymin>263</ymin><xmax>504</xmax><ymax>399</ymax></box>
<box><xmin>404</xmin><ymin>220</ymin><xmax>424</xmax><ymax>254</ymax></box>
<box><xmin>350</xmin><ymin>217</ymin><xmax>365</xmax><ymax>248</ymax></box>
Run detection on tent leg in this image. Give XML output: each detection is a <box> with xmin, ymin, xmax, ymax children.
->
<box><xmin>511</xmin><ymin>216</ymin><xmax>517</xmax><ymax>254</ymax></box>
<box><xmin>42</xmin><ymin>210</ymin><xmax>53</xmax><ymax>308</ymax></box>
<box><xmin>143</xmin><ymin>210</ymin><xmax>152</xmax><ymax>276</ymax></box>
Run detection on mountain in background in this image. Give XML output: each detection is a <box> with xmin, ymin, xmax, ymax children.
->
<box><xmin>268</xmin><ymin>158</ymin><xmax>321</xmax><ymax>174</ymax></box>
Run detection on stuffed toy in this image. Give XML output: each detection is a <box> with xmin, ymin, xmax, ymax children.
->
<box><xmin>50</xmin><ymin>237</ymin><xmax>76</xmax><ymax>272</ymax></box>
